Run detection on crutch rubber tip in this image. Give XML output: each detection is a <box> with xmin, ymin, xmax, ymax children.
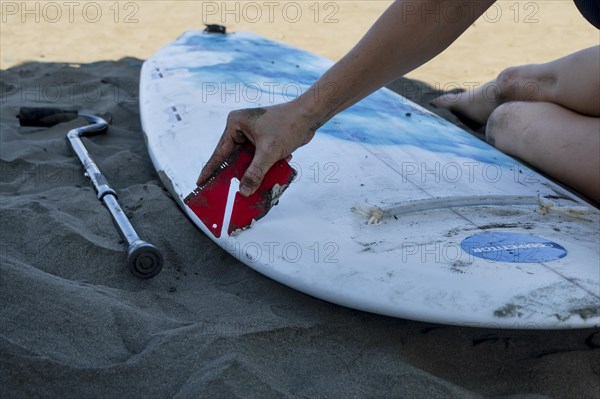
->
<box><xmin>127</xmin><ymin>240</ymin><xmax>163</xmax><ymax>279</ymax></box>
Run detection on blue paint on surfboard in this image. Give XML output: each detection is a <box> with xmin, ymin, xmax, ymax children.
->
<box><xmin>162</xmin><ymin>32</ymin><xmax>508</xmax><ymax>166</ymax></box>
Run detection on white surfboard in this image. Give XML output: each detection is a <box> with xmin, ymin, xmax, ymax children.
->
<box><xmin>140</xmin><ymin>31</ymin><xmax>600</xmax><ymax>329</ymax></box>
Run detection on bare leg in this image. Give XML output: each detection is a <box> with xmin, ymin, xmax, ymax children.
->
<box><xmin>486</xmin><ymin>101</ymin><xmax>600</xmax><ymax>203</ymax></box>
<box><xmin>432</xmin><ymin>46</ymin><xmax>600</xmax><ymax>127</ymax></box>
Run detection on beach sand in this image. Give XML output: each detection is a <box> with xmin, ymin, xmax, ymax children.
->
<box><xmin>1</xmin><ymin>1</ymin><xmax>600</xmax><ymax>398</ymax></box>
<box><xmin>1</xmin><ymin>1</ymin><xmax>598</xmax><ymax>81</ymax></box>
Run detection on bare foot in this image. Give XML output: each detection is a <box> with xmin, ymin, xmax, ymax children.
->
<box><xmin>431</xmin><ymin>81</ymin><xmax>501</xmax><ymax>129</ymax></box>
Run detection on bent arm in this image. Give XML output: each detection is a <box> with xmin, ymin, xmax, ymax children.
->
<box><xmin>199</xmin><ymin>0</ymin><xmax>495</xmax><ymax>195</ymax></box>
<box><xmin>297</xmin><ymin>0</ymin><xmax>495</xmax><ymax>128</ymax></box>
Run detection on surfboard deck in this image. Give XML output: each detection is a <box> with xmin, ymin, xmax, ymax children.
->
<box><xmin>140</xmin><ymin>31</ymin><xmax>600</xmax><ymax>329</ymax></box>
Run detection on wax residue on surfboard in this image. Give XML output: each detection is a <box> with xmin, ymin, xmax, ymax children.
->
<box><xmin>230</xmin><ymin>218</ymin><xmax>256</xmax><ymax>237</ymax></box>
<box><xmin>492</xmin><ymin>280</ymin><xmax>600</xmax><ymax>321</ymax></box>
<box><xmin>538</xmin><ymin>201</ymin><xmax>599</xmax><ymax>220</ymax></box>
<box><xmin>230</xmin><ymin>182</ymin><xmax>290</xmax><ymax>236</ymax></box>
<box><xmin>269</xmin><ymin>183</ymin><xmax>286</xmax><ymax>206</ymax></box>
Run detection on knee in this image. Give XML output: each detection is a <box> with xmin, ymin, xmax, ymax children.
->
<box><xmin>496</xmin><ymin>66</ymin><xmax>520</xmax><ymax>93</ymax></box>
<box><xmin>495</xmin><ymin>65</ymin><xmax>556</xmax><ymax>102</ymax></box>
<box><xmin>486</xmin><ymin>101</ymin><xmax>522</xmax><ymax>151</ymax></box>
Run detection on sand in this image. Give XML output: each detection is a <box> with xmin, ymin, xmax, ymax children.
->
<box><xmin>1</xmin><ymin>1</ymin><xmax>599</xmax><ymax>82</ymax></box>
<box><xmin>1</xmin><ymin>1</ymin><xmax>600</xmax><ymax>398</ymax></box>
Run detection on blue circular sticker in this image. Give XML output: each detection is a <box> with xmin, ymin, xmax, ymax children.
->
<box><xmin>461</xmin><ymin>232</ymin><xmax>567</xmax><ymax>263</ymax></box>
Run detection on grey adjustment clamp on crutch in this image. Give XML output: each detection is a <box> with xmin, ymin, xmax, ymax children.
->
<box><xmin>65</xmin><ymin>114</ymin><xmax>164</xmax><ymax>279</ymax></box>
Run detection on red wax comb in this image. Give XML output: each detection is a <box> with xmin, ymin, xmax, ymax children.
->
<box><xmin>184</xmin><ymin>143</ymin><xmax>296</xmax><ymax>238</ymax></box>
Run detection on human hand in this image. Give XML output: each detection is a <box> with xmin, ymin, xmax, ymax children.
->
<box><xmin>196</xmin><ymin>102</ymin><xmax>318</xmax><ymax>196</ymax></box>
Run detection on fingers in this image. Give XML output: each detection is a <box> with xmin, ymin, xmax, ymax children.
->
<box><xmin>197</xmin><ymin>107</ymin><xmax>296</xmax><ymax>195</ymax></box>
<box><xmin>239</xmin><ymin>147</ymin><xmax>278</xmax><ymax>197</ymax></box>
<box><xmin>197</xmin><ymin>130</ymin><xmax>237</xmax><ymax>185</ymax></box>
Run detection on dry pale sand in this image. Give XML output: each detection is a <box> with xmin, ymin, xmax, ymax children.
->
<box><xmin>1</xmin><ymin>1</ymin><xmax>600</xmax><ymax>398</ymax></box>
<box><xmin>1</xmin><ymin>1</ymin><xmax>599</xmax><ymax>83</ymax></box>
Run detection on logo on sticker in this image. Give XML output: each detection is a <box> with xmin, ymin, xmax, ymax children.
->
<box><xmin>461</xmin><ymin>232</ymin><xmax>567</xmax><ymax>263</ymax></box>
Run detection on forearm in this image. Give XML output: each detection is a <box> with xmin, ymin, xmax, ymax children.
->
<box><xmin>296</xmin><ymin>0</ymin><xmax>495</xmax><ymax>127</ymax></box>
